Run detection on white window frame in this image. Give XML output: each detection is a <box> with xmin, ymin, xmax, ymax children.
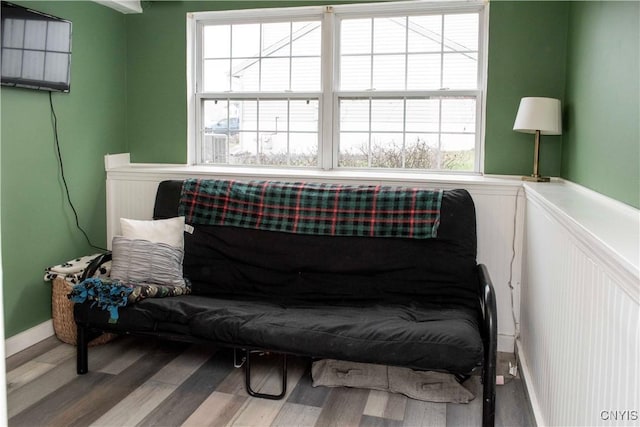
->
<box><xmin>187</xmin><ymin>0</ymin><xmax>488</xmax><ymax>173</ymax></box>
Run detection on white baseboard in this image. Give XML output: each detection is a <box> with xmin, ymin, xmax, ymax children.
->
<box><xmin>5</xmin><ymin>320</ymin><xmax>55</xmax><ymax>358</ymax></box>
<box><xmin>516</xmin><ymin>339</ymin><xmax>545</xmax><ymax>427</ymax></box>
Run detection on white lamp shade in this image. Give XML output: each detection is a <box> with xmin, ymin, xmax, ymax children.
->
<box><xmin>513</xmin><ymin>97</ymin><xmax>562</xmax><ymax>135</ymax></box>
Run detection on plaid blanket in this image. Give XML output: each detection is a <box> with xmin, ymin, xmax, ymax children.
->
<box><xmin>178</xmin><ymin>179</ymin><xmax>443</xmax><ymax>239</ymax></box>
<box><xmin>69</xmin><ymin>278</ymin><xmax>191</xmax><ymax>323</ymax></box>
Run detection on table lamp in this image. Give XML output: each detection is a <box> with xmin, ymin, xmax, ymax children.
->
<box><xmin>513</xmin><ymin>97</ymin><xmax>562</xmax><ymax>182</ymax></box>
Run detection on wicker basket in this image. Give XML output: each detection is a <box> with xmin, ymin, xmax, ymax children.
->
<box><xmin>52</xmin><ymin>277</ymin><xmax>116</xmax><ymax>346</ymax></box>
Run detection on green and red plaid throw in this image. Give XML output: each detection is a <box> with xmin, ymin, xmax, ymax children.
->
<box><xmin>178</xmin><ymin>179</ymin><xmax>443</xmax><ymax>239</ymax></box>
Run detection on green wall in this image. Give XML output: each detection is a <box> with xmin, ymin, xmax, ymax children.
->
<box><xmin>485</xmin><ymin>1</ymin><xmax>568</xmax><ymax>177</ymax></box>
<box><xmin>1</xmin><ymin>2</ymin><xmax>127</xmax><ymax>337</ymax></box>
<box><xmin>125</xmin><ymin>0</ymin><xmax>361</xmax><ymax>164</ymax></box>
<box><xmin>562</xmin><ymin>2</ymin><xmax>639</xmax><ymax>208</ymax></box>
<box><xmin>126</xmin><ymin>1</ymin><xmax>573</xmax><ymax>175</ymax></box>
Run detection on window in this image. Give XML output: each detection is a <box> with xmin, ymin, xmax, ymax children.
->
<box><xmin>189</xmin><ymin>1</ymin><xmax>486</xmax><ymax>172</ymax></box>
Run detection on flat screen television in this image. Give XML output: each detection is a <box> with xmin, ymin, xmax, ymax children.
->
<box><xmin>1</xmin><ymin>1</ymin><xmax>72</xmax><ymax>92</ymax></box>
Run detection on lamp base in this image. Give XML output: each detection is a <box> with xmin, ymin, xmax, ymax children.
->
<box><xmin>522</xmin><ymin>175</ymin><xmax>550</xmax><ymax>182</ymax></box>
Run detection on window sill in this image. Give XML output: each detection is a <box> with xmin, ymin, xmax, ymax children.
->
<box><xmin>105</xmin><ymin>154</ymin><xmax>523</xmax><ymax>191</ymax></box>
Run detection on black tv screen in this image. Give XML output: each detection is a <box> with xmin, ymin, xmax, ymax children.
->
<box><xmin>1</xmin><ymin>1</ymin><xmax>72</xmax><ymax>92</ymax></box>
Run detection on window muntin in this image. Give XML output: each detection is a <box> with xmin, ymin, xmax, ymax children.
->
<box><xmin>192</xmin><ymin>2</ymin><xmax>485</xmax><ymax>172</ymax></box>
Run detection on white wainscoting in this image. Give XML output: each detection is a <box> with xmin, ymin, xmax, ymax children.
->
<box><xmin>520</xmin><ymin>181</ymin><xmax>639</xmax><ymax>427</ymax></box>
<box><xmin>105</xmin><ymin>154</ymin><xmax>524</xmax><ymax>352</ymax></box>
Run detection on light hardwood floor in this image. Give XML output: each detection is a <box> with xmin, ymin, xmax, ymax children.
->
<box><xmin>6</xmin><ymin>335</ymin><xmax>535</xmax><ymax>427</ymax></box>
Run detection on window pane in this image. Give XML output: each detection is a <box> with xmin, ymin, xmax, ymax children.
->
<box><xmin>203</xmin><ymin>100</ymin><xmax>227</xmax><ymax>128</ymax></box>
<box><xmin>443</xmin><ymin>53</ymin><xmax>477</xmax><ymax>89</ymax></box>
<box><xmin>440</xmin><ymin>134</ymin><xmax>475</xmax><ymax>171</ymax></box>
<box><xmin>259</xmin><ymin>132</ymin><xmax>288</xmax><ymax>166</ymax></box>
<box><xmin>232</xmin><ymin>24</ymin><xmax>260</xmax><ymax>58</ymax></box>
<box><xmin>203</xmin><ymin>59</ymin><xmax>230</xmax><ymax>92</ymax></box>
<box><xmin>203</xmin><ymin>99</ymin><xmax>244</xmax><ymax>136</ymax></box>
<box><xmin>340</xmin><ymin>99</ymin><xmax>370</xmax><ymax>132</ymax></box>
<box><xmin>261</xmin><ymin>58</ymin><xmax>290</xmax><ymax>91</ymax></box>
<box><xmin>262</xmin><ymin>22</ymin><xmax>290</xmax><ymax>57</ymax></box>
<box><xmin>259</xmin><ymin>100</ymin><xmax>288</xmax><ymax>132</ymax></box>
<box><xmin>441</xmin><ymin>133</ymin><xmax>474</xmax><ymax>151</ymax></box>
<box><xmin>441</xmin><ymin>98</ymin><xmax>476</xmax><ymax>133</ymax></box>
<box><xmin>406</xmin><ymin>99</ymin><xmax>439</xmax><ymax>132</ymax></box>
<box><xmin>292</xmin><ymin>21</ymin><xmax>321</xmax><ymax>56</ymax></box>
<box><xmin>234</xmin><ymin>132</ymin><xmax>259</xmax><ymax>165</ymax></box>
<box><xmin>405</xmin><ymin>133</ymin><xmax>438</xmax><ymax>169</ymax></box>
<box><xmin>291</xmin><ymin>57</ymin><xmax>320</xmax><ymax>91</ymax></box>
<box><xmin>204</xmin><ymin>25</ymin><xmax>230</xmax><ymax>58</ymax></box>
<box><xmin>340</xmin><ymin>55</ymin><xmax>371</xmax><ymax>90</ymax></box>
<box><xmin>408</xmin><ymin>15</ymin><xmax>442</xmax><ymax>53</ymax></box>
<box><xmin>231</xmin><ymin>58</ymin><xmax>259</xmax><ymax>91</ymax></box>
<box><xmin>202</xmin><ymin>133</ymin><xmax>230</xmax><ymax>164</ymax></box>
<box><xmin>202</xmin><ymin>99</ymin><xmax>230</xmax><ymax>164</ymax></box>
<box><xmin>370</xmin><ymin>133</ymin><xmax>404</xmax><ymax>168</ymax></box>
<box><xmin>372</xmin><ymin>55</ymin><xmax>405</xmax><ymax>90</ymax></box>
<box><xmin>341</xmin><ymin>19</ymin><xmax>371</xmax><ymax>55</ymax></box>
<box><xmin>289</xmin><ymin>133</ymin><xmax>318</xmax><ymax>166</ymax></box>
<box><xmin>371</xmin><ymin>99</ymin><xmax>403</xmax><ymax>132</ymax></box>
<box><xmin>339</xmin><ymin>132</ymin><xmax>370</xmax><ymax>167</ymax></box>
<box><xmin>256</xmin><ymin>132</ymin><xmax>318</xmax><ymax>167</ymax></box>
<box><xmin>373</xmin><ymin>17</ymin><xmax>406</xmax><ymax>54</ymax></box>
<box><xmin>443</xmin><ymin>13</ymin><xmax>478</xmax><ymax>53</ymax></box>
<box><xmin>407</xmin><ymin>54</ymin><xmax>441</xmax><ymax>90</ymax></box>
<box><xmin>290</xmin><ymin>100</ymin><xmax>318</xmax><ymax>132</ymax></box>
<box><xmin>239</xmin><ymin>100</ymin><xmax>258</xmax><ymax>131</ymax></box>
<box><xmin>203</xmin><ymin>100</ymin><xmax>255</xmax><ymax>164</ymax></box>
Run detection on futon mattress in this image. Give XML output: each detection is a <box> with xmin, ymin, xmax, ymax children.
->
<box><xmin>75</xmin><ymin>294</ymin><xmax>483</xmax><ymax>374</ymax></box>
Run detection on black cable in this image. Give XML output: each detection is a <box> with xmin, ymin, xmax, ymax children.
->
<box><xmin>49</xmin><ymin>91</ymin><xmax>107</xmax><ymax>252</ymax></box>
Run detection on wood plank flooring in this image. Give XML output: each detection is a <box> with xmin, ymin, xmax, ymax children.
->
<box><xmin>6</xmin><ymin>336</ymin><xmax>535</xmax><ymax>427</ymax></box>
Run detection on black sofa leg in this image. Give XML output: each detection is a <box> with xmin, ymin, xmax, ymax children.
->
<box><xmin>245</xmin><ymin>350</ymin><xmax>287</xmax><ymax>400</ymax></box>
<box><xmin>77</xmin><ymin>323</ymin><xmax>89</xmax><ymax>375</ymax></box>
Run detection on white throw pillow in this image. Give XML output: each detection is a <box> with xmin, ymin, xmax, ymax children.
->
<box><xmin>120</xmin><ymin>216</ymin><xmax>185</xmax><ymax>249</ymax></box>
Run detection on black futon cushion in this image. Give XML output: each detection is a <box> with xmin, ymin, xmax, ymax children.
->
<box><xmin>75</xmin><ymin>294</ymin><xmax>483</xmax><ymax>374</ymax></box>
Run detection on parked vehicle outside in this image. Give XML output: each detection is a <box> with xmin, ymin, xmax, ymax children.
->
<box><xmin>205</xmin><ymin>117</ymin><xmax>240</xmax><ymax>135</ymax></box>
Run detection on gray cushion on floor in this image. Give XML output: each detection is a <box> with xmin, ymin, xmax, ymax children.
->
<box><xmin>311</xmin><ymin>359</ymin><xmax>475</xmax><ymax>403</ymax></box>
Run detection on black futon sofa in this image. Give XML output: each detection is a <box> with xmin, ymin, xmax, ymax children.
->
<box><xmin>74</xmin><ymin>179</ymin><xmax>497</xmax><ymax>426</ymax></box>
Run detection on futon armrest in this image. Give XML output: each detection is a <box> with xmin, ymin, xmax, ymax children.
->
<box><xmin>478</xmin><ymin>264</ymin><xmax>497</xmax><ymax>348</ymax></box>
<box><xmin>478</xmin><ymin>264</ymin><xmax>497</xmax><ymax>427</ymax></box>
